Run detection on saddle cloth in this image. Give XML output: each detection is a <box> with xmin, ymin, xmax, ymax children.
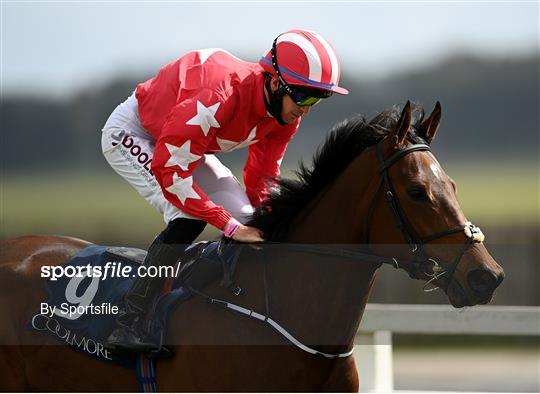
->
<box><xmin>27</xmin><ymin>241</ymin><xmax>242</xmax><ymax>368</ymax></box>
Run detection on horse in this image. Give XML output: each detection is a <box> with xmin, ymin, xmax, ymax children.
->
<box><xmin>0</xmin><ymin>102</ymin><xmax>504</xmax><ymax>391</ymax></box>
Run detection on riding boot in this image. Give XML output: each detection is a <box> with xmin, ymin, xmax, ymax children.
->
<box><xmin>104</xmin><ymin>218</ymin><xmax>206</xmax><ymax>356</ymax></box>
<box><xmin>104</xmin><ymin>238</ymin><xmax>183</xmax><ymax>355</ymax></box>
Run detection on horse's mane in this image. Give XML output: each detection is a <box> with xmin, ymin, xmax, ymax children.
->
<box><xmin>248</xmin><ymin>104</ymin><xmax>428</xmax><ymax>241</ymax></box>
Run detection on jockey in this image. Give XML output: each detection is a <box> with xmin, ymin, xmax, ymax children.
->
<box><xmin>101</xmin><ymin>29</ymin><xmax>349</xmax><ymax>355</ymax></box>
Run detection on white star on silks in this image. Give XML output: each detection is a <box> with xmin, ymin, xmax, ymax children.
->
<box><xmin>186</xmin><ymin>101</ymin><xmax>221</xmax><ymax>136</ymax></box>
<box><xmin>165</xmin><ymin>173</ymin><xmax>200</xmax><ymax>205</ymax></box>
<box><xmin>197</xmin><ymin>48</ymin><xmax>241</xmax><ymax>64</ymax></box>
<box><xmin>216</xmin><ymin>126</ymin><xmax>259</xmax><ymax>152</ymax></box>
<box><xmin>197</xmin><ymin>48</ymin><xmax>221</xmax><ymax>64</ymax></box>
<box><xmin>164</xmin><ymin>141</ymin><xmax>201</xmax><ymax>171</ymax></box>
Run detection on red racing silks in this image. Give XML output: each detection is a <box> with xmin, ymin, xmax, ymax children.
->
<box><xmin>139</xmin><ymin>49</ymin><xmax>300</xmax><ymax>229</ymax></box>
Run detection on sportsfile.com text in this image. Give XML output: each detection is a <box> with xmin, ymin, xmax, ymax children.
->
<box><xmin>40</xmin><ymin>261</ymin><xmax>181</xmax><ymax>281</ymax></box>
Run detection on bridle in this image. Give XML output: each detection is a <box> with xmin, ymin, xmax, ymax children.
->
<box><xmin>362</xmin><ymin>139</ymin><xmax>485</xmax><ymax>290</ymax></box>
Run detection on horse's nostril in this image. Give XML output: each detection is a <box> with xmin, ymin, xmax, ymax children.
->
<box><xmin>467</xmin><ymin>269</ymin><xmax>498</xmax><ymax>295</ymax></box>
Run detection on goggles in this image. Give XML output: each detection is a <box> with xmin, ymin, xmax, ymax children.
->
<box><xmin>287</xmin><ymin>88</ymin><xmax>324</xmax><ymax>106</ymax></box>
<box><xmin>280</xmin><ymin>83</ymin><xmax>333</xmax><ymax>107</ymax></box>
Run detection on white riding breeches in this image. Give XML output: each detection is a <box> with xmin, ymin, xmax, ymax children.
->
<box><xmin>101</xmin><ymin>93</ymin><xmax>254</xmax><ymax>226</ymax></box>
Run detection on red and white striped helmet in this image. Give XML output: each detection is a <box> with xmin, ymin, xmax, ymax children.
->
<box><xmin>260</xmin><ymin>29</ymin><xmax>349</xmax><ymax>95</ymax></box>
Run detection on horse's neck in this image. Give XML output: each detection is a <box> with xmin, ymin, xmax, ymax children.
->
<box><xmin>277</xmin><ymin>150</ymin><xmax>380</xmax><ymax>349</ymax></box>
<box><xmin>287</xmin><ymin>149</ymin><xmax>378</xmax><ymax>244</ymax></box>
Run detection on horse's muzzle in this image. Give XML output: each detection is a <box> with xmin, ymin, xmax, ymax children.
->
<box><xmin>466</xmin><ymin>268</ymin><xmax>505</xmax><ymax>302</ymax></box>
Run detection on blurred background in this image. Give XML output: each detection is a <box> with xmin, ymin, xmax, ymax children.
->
<box><xmin>1</xmin><ymin>2</ymin><xmax>538</xmax><ymax>391</ymax></box>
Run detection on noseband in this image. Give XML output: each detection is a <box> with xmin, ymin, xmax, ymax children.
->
<box><xmin>364</xmin><ymin>140</ymin><xmax>485</xmax><ymax>289</ymax></box>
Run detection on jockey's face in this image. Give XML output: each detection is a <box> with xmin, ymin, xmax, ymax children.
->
<box><xmin>267</xmin><ymin>76</ymin><xmax>312</xmax><ymax>125</ymax></box>
<box><xmin>281</xmin><ymin>94</ymin><xmax>311</xmax><ymax>124</ymax></box>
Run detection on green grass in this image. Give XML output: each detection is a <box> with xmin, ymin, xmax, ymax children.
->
<box><xmin>444</xmin><ymin>161</ymin><xmax>538</xmax><ymax>225</ymax></box>
<box><xmin>1</xmin><ymin>162</ymin><xmax>538</xmax><ymax>245</ymax></box>
<box><xmin>1</xmin><ymin>172</ymin><xmax>166</xmax><ymax>246</ymax></box>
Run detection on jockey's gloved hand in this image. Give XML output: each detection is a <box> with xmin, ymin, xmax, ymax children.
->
<box><xmin>224</xmin><ymin>218</ymin><xmax>264</xmax><ymax>243</ymax></box>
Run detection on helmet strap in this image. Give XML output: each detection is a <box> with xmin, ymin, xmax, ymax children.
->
<box><xmin>270</xmin><ymin>36</ymin><xmax>294</xmax><ymax>97</ymax></box>
<box><xmin>263</xmin><ymin>74</ymin><xmax>287</xmax><ymax>126</ymax></box>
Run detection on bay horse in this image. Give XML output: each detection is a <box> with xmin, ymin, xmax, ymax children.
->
<box><xmin>0</xmin><ymin>102</ymin><xmax>504</xmax><ymax>391</ymax></box>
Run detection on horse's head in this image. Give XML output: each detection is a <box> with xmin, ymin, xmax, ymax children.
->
<box><xmin>366</xmin><ymin>101</ymin><xmax>504</xmax><ymax>307</ymax></box>
<box><xmin>250</xmin><ymin>101</ymin><xmax>504</xmax><ymax>308</ymax></box>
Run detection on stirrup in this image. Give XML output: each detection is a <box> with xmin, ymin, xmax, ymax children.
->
<box><xmin>105</xmin><ymin>333</ymin><xmax>159</xmax><ymax>354</ymax></box>
<box><xmin>146</xmin><ymin>345</ymin><xmax>174</xmax><ymax>359</ymax></box>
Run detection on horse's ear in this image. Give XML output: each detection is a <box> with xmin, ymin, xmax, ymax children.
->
<box><xmin>419</xmin><ymin>101</ymin><xmax>442</xmax><ymax>144</ymax></box>
<box><xmin>393</xmin><ymin>101</ymin><xmax>412</xmax><ymax>147</ymax></box>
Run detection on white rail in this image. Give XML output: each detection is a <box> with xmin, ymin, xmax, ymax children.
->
<box><xmin>354</xmin><ymin>304</ymin><xmax>540</xmax><ymax>392</ymax></box>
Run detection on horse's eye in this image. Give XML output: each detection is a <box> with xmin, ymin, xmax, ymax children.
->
<box><xmin>407</xmin><ymin>186</ymin><xmax>429</xmax><ymax>202</ymax></box>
